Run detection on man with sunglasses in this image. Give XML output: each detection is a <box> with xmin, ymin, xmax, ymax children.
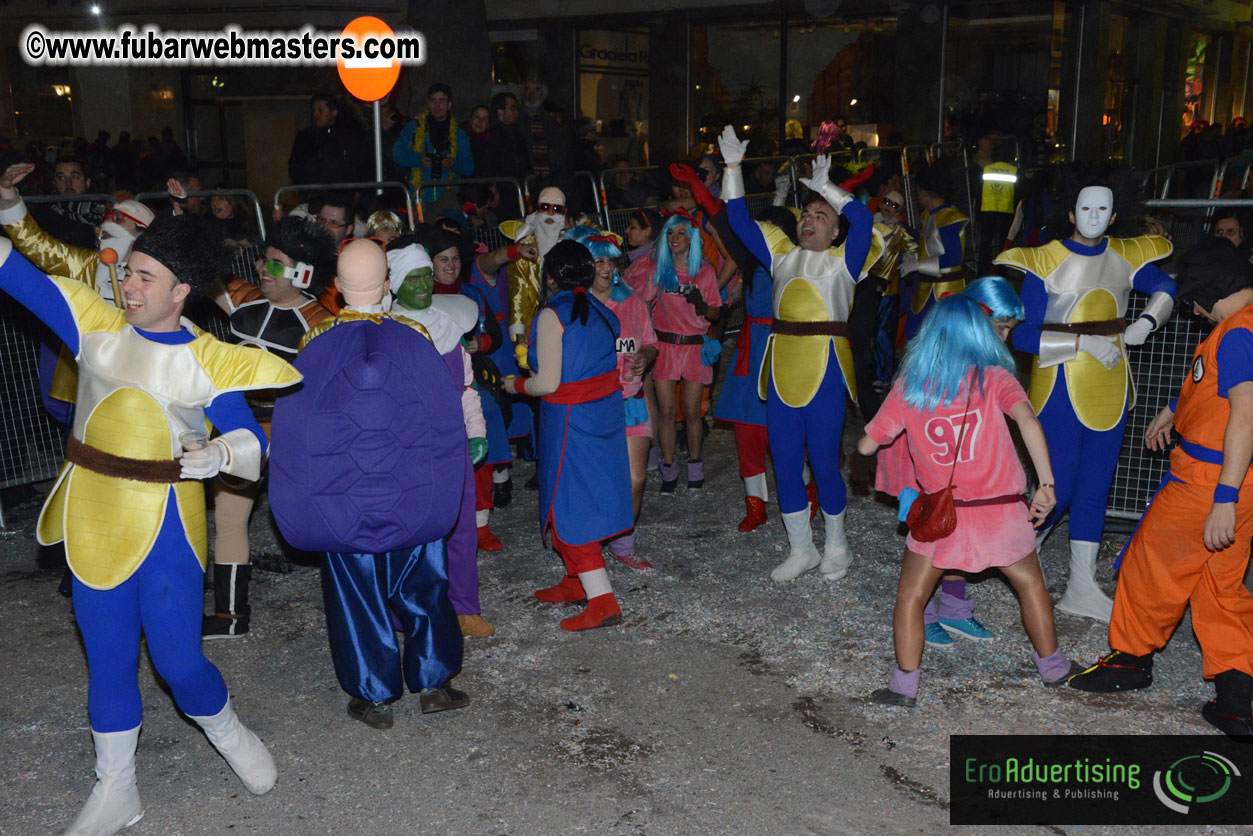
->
<box><xmin>198</xmin><ymin>216</ymin><xmax>336</xmax><ymax>639</ymax></box>
<box><xmin>503</xmin><ymin>186</ymin><xmax>569</xmax><ymax>356</ymax></box>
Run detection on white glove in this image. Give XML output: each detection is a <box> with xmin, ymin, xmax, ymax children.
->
<box><xmin>1078</xmin><ymin>334</ymin><xmax>1123</xmax><ymax>370</ymax></box>
<box><xmin>899</xmin><ymin>253</ymin><xmax>920</xmax><ymax>275</ymax></box>
<box><xmin>718</xmin><ymin>125</ymin><xmax>749</xmax><ymax>167</ymax></box>
<box><xmin>798</xmin><ymin>154</ymin><xmax>831</xmax><ymax>193</ymax></box>
<box><xmin>180</xmin><ymin>438</ymin><xmax>229</xmax><ymax>480</ymax></box>
<box><xmin>772</xmin><ymin>173</ymin><xmax>791</xmax><ymax>206</ymax></box>
<box><xmin>1122</xmin><ymin>317</ymin><xmax>1154</xmax><ymax>346</ymax></box>
<box><xmin>513</xmin><ymin>212</ymin><xmax>539</xmax><ymax>242</ymax></box>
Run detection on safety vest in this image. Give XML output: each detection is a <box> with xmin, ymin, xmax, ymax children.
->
<box><xmin>980</xmin><ymin>162</ymin><xmax>1017</xmax><ymax>214</ymax></box>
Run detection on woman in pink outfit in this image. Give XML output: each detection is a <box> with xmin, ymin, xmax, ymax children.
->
<box><xmin>858</xmin><ymin>294</ymin><xmax>1079</xmax><ymax>707</ymax></box>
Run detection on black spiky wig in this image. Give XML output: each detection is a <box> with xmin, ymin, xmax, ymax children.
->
<box><xmin>265</xmin><ymin>214</ymin><xmax>337</xmax><ymax>296</ymax></box>
<box><xmin>1049</xmin><ymin>164</ymin><xmax>1143</xmax><ymax>239</ymax></box>
<box><xmin>130</xmin><ymin>213</ymin><xmax>225</xmax><ymax>299</ymax></box>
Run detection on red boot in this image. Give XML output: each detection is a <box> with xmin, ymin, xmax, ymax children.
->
<box><xmin>560</xmin><ymin>593</ymin><xmax>622</xmax><ymax>631</ymax></box>
<box><xmin>806</xmin><ymin>481</ymin><xmax>819</xmax><ymax>521</ymax></box>
<box><xmin>534</xmin><ymin>574</ymin><xmax>587</xmax><ymax>604</ymax></box>
<box><xmin>477</xmin><ymin>525</ymin><xmax>503</xmax><ymax>552</ymax></box>
<box><xmin>737</xmin><ymin>496</ymin><xmax>768</xmax><ymax>532</ymax></box>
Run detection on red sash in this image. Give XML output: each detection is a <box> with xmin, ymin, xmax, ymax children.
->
<box><xmin>542</xmin><ymin>370</ymin><xmax>622</xmax><ymax>405</ymax></box>
<box><xmin>732</xmin><ymin>316</ymin><xmax>773</xmax><ymax>376</ymax></box>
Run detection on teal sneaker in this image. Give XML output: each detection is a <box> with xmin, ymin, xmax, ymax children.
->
<box><xmin>924</xmin><ymin>622</ymin><xmax>954</xmax><ymax>647</ymax></box>
<box><xmin>939</xmin><ymin>617</ymin><xmax>994</xmax><ymax>641</ymax></box>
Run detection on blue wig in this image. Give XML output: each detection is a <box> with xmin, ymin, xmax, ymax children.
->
<box><xmin>565</xmin><ymin>225</ymin><xmax>632</xmax><ymax>302</ymax></box>
<box><xmin>896</xmin><ymin>294</ymin><xmax>1017</xmax><ymax>411</ymax></box>
<box><xmin>963</xmin><ymin>276</ymin><xmax>1025</xmax><ymax>321</ymax></box>
<box><xmin>652</xmin><ymin>214</ymin><xmax>703</xmax><ymax>292</ymax></box>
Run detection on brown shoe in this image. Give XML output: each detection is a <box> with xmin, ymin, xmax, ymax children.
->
<box><xmin>458</xmin><ymin>613</ymin><xmax>496</xmax><ymax>637</ymax></box>
<box><xmin>420</xmin><ymin>684</ymin><xmax>470</xmax><ymax>714</ymax></box>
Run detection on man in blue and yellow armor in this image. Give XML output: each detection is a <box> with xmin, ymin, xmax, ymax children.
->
<box><xmin>720</xmin><ymin>126</ymin><xmax>882</xmax><ymax>584</ymax></box>
<box><xmin>995</xmin><ymin>183</ymin><xmax>1176</xmax><ymax>622</ymax></box>
<box><xmin>0</xmin><ymin>212</ymin><xmax>297</xmax><ymax>836</ymax></box>
<box><xmin>901</xmin><ymin>171</ymin><xmax>968</xmax><ymax>339</ymax></box>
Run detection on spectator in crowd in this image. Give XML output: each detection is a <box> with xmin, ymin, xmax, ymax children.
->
<box><xmin>287</xmin><ymin>92</ymin><xmax>371</xmax><ymax>188</ymax></box>
<box><xmin>365</xmin><ymin>209</ymin><xmax>404</xmax><ymax>245</ymax></box>
<box><xmin>168</xmin><ymin>171</ymin><xmax>206</xmax><ymax>218</ymax></box>
<box><xmin>392</xmin><ymin>82</ymin><xmax>475</xmax><ymax>211</ymax></box>
<box><xmin>209</xmin><ymin>192</ymin><xmax>261</xmax><ymax>246</ymax></box>
<box><xmin>309</xmin><ymin>191</ymin><xmax>355</xmax><ymax>249</ymax></box>
<box><xmin>605</xmin><ymin>158</ymin><xmax>655</xmax><ymax>209</ymax></box>
<box><xmin>623</xmin><ymin>207</ymin><xmax>662</xmax><ymax>263</ymax></box>
<box><xmin>30</xmin><ymin>155</ymin><xmax>104</xmax><ymax>249</ymax></box>
<box><xmin>1213</xmin><ymin>209</ymin><xmax>1253</xmax><ymax>254</ymax></box>
<box><xmin>466</xmin><ymin>105</ymin><xmax>493</xmax><ymax>175</ymax></box>
<box><xmin>477</xmin><ymin>92</ymin><xmax>530</xmax><ymax>187</ymax></box>
<box><xmin>520</xmin><ymin>79</ymin><xmax>567</xmax><ymax>179</ymax></box>
<box><xmin>568</xmin><ymin>117</ymin><xmax>602</xmax><ymax>176</ymax></box>
<box><xmin>749</xmin><ymin>160</ymin><xmax>777</xmax><ymax>194</ymax></box>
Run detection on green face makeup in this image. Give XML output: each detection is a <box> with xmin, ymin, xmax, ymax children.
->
<box><xmin>397</xmin><ymin>266</ymin><xmax>435</xmax><ymax>310</ymax></box>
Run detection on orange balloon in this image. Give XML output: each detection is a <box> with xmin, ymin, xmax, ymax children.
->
<box><xmin>337</xmin><ymin>16</ymin><xmax>402</xmax><ymax>103</ymax></box>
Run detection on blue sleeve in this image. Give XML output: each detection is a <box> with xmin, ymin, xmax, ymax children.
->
<box><xmin>391</xmin><ymin>121</ymin><xmax>424</xmax><ymax>169</ymax></box>
<box><xmin>1169</xmin><ymin>396</ymin><xmax>1178</xmax><ymax>412</ymax></box>
<box><xmin>1011</xmin><ymin>271</ymin><xmax>1047</xmax><ymax>356</ymax></box>
<box><xmin>454</xmin><ymin>129</ymin><xmax>475</xmax><ymax>177</ymax></box>
<box><xmin>937</xmin><ymin>222</ymin><xmax>964</xmax><ymax>269</ymax></box>
<box><xmin>841</xmin><ymin>199</ymin><xmax>873</xmax><ymax>278</ymax></box>
<box><xmin>901</xmin><ymin>223</ymin><xmax>920</xmax><ymax>241</ymax></box>
<box><xmin>0</xmin><ymin>248</ymin><xmax>81</xmax><ymax>353</ymax></box>
<box><xmin>1216</xmin><ymin>327</ymin><xmax>1253</xmax><ymax>398</ymax></box>
<box><xmin>726</xmin><ymin>197</ymin><xmax>772</xmax><ymax>269</ymax></box>
<box><xmin>1132</xmin><ymin>262</ymin><xmax>1177</xmax><ymax>298</ymax></box>
<box><xmin>205</xmin><ymin>391</ymin><xmax>268</xmax><ymax>453</ymax></box>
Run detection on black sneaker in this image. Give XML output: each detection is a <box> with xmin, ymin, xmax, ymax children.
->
<box><xmin>1067</xmin><ymin>651</ymin><xmax>1153</xmax><ymax>692</ymax></box>
<box><xmin>420</xmin><ymin>684</ymin><xmax>471</xmax><ymax>714</ymax></box>
<box><xmin>347</xmin><ymin>697</ymin><xmax>393</xmax><ymax>729</ymax></box>
<box><xmin>202</xmin><ymin>612</ymin><xmax>250</xmax><ymax>640</ymax></box>
<box><xmin>1202</xmin><ymin>700</ymin><xmax>1253</xmax><ymax>737</ymax></box>
<box><xmin>871</xmin><ymin>688</ymin><xmax>916</xmax><ymax>708</ymax></box>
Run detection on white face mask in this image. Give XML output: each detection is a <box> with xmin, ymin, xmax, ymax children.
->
<box><xmin>98</xmin><ymin>222</ymin><xmax>137</xmax><ymax>261</ymax></box>
<box><xmin>1073</xmin><ymin>186</ymin><xmax>1114</xmax><ymax>239</ymax></box>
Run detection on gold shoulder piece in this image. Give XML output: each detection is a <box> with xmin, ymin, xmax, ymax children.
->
<box><xmin>298</xmin><ymin>319</ymin><xmax>336</xmax><ymax>352</ymax></box>
<box><xmin>932</xmin><ymin>207</ymin><xmax>969</xmax><ymax>228</ymax></box>
<box><xmin>1106</xmin><ymin>235</ymin><xmax>1173</xmax><ymax>269</ymax></box>
<box><xmin>390</xmin><ymin>314</ymin><xmax>434</xmax><ymax>343</ymax></box>
<box><xmin>994</xmin><ymin>240</ymin><xmax>1070</xmax><ymax>278</ymax></box>
<box><xmin>191</xmin><ymin>333</ymin><xmax>302</xmax><ymax>392</ymax></box>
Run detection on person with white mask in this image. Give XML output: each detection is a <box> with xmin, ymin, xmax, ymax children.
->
<box><xmin>501</xmin><ymin>186</ymin><xmax>569</xmax><ymax>365</ymax></box>
<box><xmin>995</xmin><ymin>178</ymin><xmax>1177</xmax><ymax>622</ymax></box>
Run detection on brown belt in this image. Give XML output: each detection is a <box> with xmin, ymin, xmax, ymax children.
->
<box><xmin>917</xmin><ymin>269</ymin><xmax>965</xmax><ymax>284</ymax></box>
<box><xmin>770</xmin><ymin>320</ymin><xmax>851</xmax><ymax>337</ymax></box>
<box><xmin>1039</xmin><ymin>318</ymin><xmax>1126</xmax><ymax>336</ymax></box>
<box><xmin>65</xmin><ymin>435</ymin><xmax>183</xmax><ymax>483</ymax></box>
<box><xmin>953</xmin><ymin>494</ymin><xmax>1027</xmax><ymax>508</ymax></box>
<box><xmin>656</xmin><ymin>330</ymin><xmax>705</xmax><ymax>346</ymax></box>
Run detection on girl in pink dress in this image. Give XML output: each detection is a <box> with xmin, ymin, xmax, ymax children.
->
<box><xmin>637</xmin><ymin>214</ymin><xmax>721</xmax><ymax>493</ymax></box>
<box><xmin>567</xmin><ymin>226</ymin><xmax>659</xmax><ymax>570</ymax></box>
<box><xmin>858</xmin><ymin>294</ymin><xmax>1079</xmax><ymax>707</ymax></box>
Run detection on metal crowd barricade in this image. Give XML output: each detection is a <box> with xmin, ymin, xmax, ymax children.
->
<box><xmin>135</xmin><ymin>188</ymin><xmax>267</xmax><ymax>245</ymax></box>
<box><xmin>599</xmin><ymin>166</ymin><xmax>669</xmax><ymax>236</ymax></box>
<box><xmin>1214</xmin><ymin>155</ymin><xmax>1253</xmax><ymax>196</ymax></box>
<box><xmin>21</xmin><ymin>192</ymin><xmax>115</xmax><ymax>211</ymax></box>
<box><xmin>738</xmin><ymin>155</ymin><xmax>793</xmax><ymax>218</ymax></box>
<box><xmin>925</xmin><ymin>142</ymin><xmax>978</xmax><ymax>267</ymax></box>
<box><xmin>274</xmin><ymin>181</ymin><xmax>419</xmax><ymax>229</ymax></box>
<box><xmin>900</xmin><ymin>145</ymin><xmax>931</xmax><ymax>228</ymax></box>
<box><xmin>1140</xmin><ymin>160</ymin><xmax>1220</xmax><ymax>201</ymax></box>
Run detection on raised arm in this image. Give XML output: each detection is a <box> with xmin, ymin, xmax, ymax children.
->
<box><xmin>0</xmin><ymin>238</ymin><xmax>84</xmax><ymax>352</ymax></box>
<box><xmin>716</xmin><ymin>127</ymin><xmax>774</xmax><ymax>269</ymax></box>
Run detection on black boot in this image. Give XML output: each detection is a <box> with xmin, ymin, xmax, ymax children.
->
<box><xmin>1067</xmin><ymin>650</ymin><xmax>1153</xmax><ymax>692</ymax></box>
<box><xmin>1203</xmin><ymin>670</ymin><xmax>1253</xmax><ymax>737</ymax></box>
<box><xmin>202</xmin><ymin>563</ymin><xmax>251</xmax><ymax>640</ymax></box>
<box><xmin>492</xmin><ymin>474</ymin><xmax>512</xmax><ymax>508</ymax></box>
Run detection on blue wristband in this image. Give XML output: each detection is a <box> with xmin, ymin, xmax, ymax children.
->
<box><xmin>1214</xmin><ymin>484</ymin><xmax>1240</xmax><ymax>504</ymax></box>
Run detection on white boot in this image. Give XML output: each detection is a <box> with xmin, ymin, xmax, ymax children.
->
<box><xmin>744</xmin><ymin>472</ymin><xmax>768</xmax><ymax>501</ymax></box>
<box><xmin>63</xmin><ymin>727</ymin><xmax>144</xmax><ymax>836</ymax></box>
<box><xmin>818</xmin><ymin>510</ymin><xmax>852</xmax><ymax>581</ymax></box>
<box><xmin>1055</xmin><ymin>540</ymin><xmax>1113</xmax><ymax>622</ymax></box>
<box><xmin>188</xmin><ymin>699</ymin><xmax>276</xmax><ymax>795</ymax></box>
<box><xmin>772</xmin><ymin>509</ymin><xmax>822</xmax><ymax>582</ymax></box>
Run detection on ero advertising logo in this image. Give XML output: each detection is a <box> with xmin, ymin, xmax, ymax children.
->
<box><xmin>950</xmin><ymin>735</ymin><xmax>1253</xmax><ymax>825</ymax></box>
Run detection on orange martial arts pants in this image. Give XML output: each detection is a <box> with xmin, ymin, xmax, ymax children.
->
<box><xmin>1110</xmin><ymin>479</ymin><xmax>1253</xmax><ymax>679</ymax></box>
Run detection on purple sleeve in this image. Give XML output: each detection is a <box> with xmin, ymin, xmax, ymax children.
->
<box><xmin>1216</xmin><ymin>327</ymin><xmax>1253</xmax><ymax>398</ymax></box>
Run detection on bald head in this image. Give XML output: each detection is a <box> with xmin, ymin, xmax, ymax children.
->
<box><xmin>336</xmin><ymin>239</ymin><xmax>389</xmax><ymax>308</ymax></box>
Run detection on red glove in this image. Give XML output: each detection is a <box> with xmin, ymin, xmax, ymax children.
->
<box><xmin>669</xmin><ymin>162</ymin><xmax>723</xmax><ymax>218</ymax></box>
<box><xmin>838</xmin><ymin>164</ymin><xmax>875</xmax><ymax>192</ymax></box>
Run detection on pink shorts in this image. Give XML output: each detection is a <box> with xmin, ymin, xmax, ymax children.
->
<box><xmin>653</xmin><ymin>342</ymin><xmax>712</xmax><ymax>385</ymax></box>
<box><xmin>906</xmin><ymin>500</ymin><xmax>1036</xmax><ymax>572</ymax></box>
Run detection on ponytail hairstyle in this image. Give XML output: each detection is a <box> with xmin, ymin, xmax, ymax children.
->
<box><xmin>896</xmin><ymin>294</ymin><xmax>1016</xmax><ymax>411</ymax></box>
<box><xmin>962</xmin><ymin>276</ymin><xmax>1025</xmax><ymax>322</ymax></box>
<box><xmin>652</xmin><ymin>214</ymin><xmax>703</xmax><ymax>292</ymax></box>
<box><xmin>543</xmin><ymin>239</ymin><xmax>597</xmax><ymax>325</ymax></box>
<box><xmin>564</xmin><ymin>225</ymin><xmax>631</xmax><ymax>301</ymax></box>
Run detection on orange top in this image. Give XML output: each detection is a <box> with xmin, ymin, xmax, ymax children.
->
<box><xmin>1171</xmin><ymin>305</ymin><xmax>1253</xmax><ymax>487</ymax></box>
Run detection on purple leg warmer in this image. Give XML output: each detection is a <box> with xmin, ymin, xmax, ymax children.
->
<box><xmin>923</xmin><ymin>598</ymin><xmax>938</xmax><ymax>625</ymax></box>
<box><xmin>888</xmin><ymin>667</ymin><xmax>921</xmax><ymax>698</ymax></box>
<box><xmin>937</xmin><ymin>586</ymin><xmax>974</xmax><ymax>621</ymax></box>
<box><xmin>1033</xmin><ymin>648</ymin><xmax>1071</xmax><ymax>683</ymax></box>
<box><xmin>445</xmin><ymin>452</ymin><xmax>480</xmax><ymax>615</ymax></box>
<box><xmin>659</xmin><ymin>460</ymin><xmax>680</xmax><ymax>483</ymax></box>
<box><xmin>607</xmin><ymin>531</ymin><xmax>636</xmax><ymax>557</ymax></box>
